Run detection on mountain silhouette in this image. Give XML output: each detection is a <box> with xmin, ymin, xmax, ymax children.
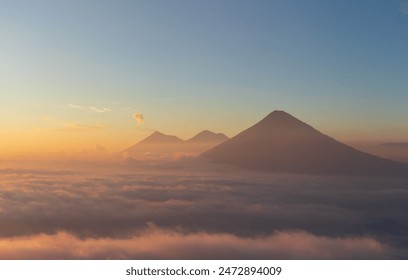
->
<box><xmin>187</xmin><ymin>130</ymin><xmax>229</xmax><ymax>143</ymax></box>
<box><xmin>137</xmin><ymin>131</ymin><xmax>184</xmax><ymax>145</ymax></box>
<box><xmin>124</xmin><ymin>130</ymin><xmax>228</xmax><ymax>158</ymax></box>
<box><xmin>123</xmin><ymin>131</ymin><xmax>184</xmax><ymax>156</ymax></box>
<box><xmin>202</xmin><ymin>110</ymin><xmax>408</xmax><ymax>176</ymax></box>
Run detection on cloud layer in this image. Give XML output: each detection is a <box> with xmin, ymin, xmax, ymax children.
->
<box><xmin>0</xmin><ymin>160</ymin><xmax>407</xmax><ymax>259</ymax></box>
<box><xmin>0</xmin><ymin>229</ymin><xmax>387</xmax><ymax>260</ymax></box>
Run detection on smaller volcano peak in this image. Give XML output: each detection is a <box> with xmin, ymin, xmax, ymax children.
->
<box><xmin>151</xmin><ymin>131</ymin><xmax>165</xmax><ymax>137</ymax></box>
<box><xmin>139</xmin><ymin>131</ymin><xmax>183</xmax><ymax>144</ymax></box>
<box><xmin>187</xmin><ymin>130</ymin><xmax>229</xmax><ymax>143</ymax></box>
<box><xmin>197</xmin><ymin>130</ymin><xmax>214</xmax><ymax>136</ymax></box>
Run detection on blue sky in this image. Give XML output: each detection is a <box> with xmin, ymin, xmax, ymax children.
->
<box><xmin>1</xmin><ymin>0</ymin><xmax>408</xmax><ymax>153</ymax></box>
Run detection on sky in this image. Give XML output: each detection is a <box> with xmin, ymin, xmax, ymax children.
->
<box><xmin>1</xmin><ymin>0</ymin><xmax>408</xmax><ymax>155</ymax></box>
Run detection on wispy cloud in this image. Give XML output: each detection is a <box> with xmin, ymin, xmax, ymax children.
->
<box><xmin>89</xmin><ymin>107</ymin><xmax>112</xmax><ymax>113</ymax></box>
<box><xmin>55</xmin><ymin>123</ymin><xmax>112</xmax><ymax>132</ymax></box>
<box><xmin>67</xmin><ymin>104</ymin><xmax>83</xmax><ymax>110</ymax></box>
<box><xmin>67</xmin><ymin>104</ymin><xmax>112</xmax><ymax>113</ymax></box>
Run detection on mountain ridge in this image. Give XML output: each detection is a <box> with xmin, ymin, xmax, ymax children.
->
<box><xmin>124</xmin><ymin>130</ymin><xmax>229</xmax><ymax>155</ymax></box>
<box><xmin>202</xmin><ymin>110</ymin><xmax>408</xmax><ymax>176</ymax></box>
<box><xmin>187</xmin><ymin>130</ymin><xmax>229</xmax><ymax>143</ymax></box>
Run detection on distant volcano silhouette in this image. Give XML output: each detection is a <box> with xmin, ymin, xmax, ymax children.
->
<box><xmin>124</xmin><ymin>131</ymin><xmax>184</xmax><ymax>156</ymax></box>
<box><xmin>124</xmin><ymin>130</ymin><xmax>228</xmax><ymax>157</ymax></box>
<box><xmin>202</xmin><ymin>111</ymin><xmax>408</xmax><ymax>176</ymax></box>
<box><xmin>137</xmin><ymin>131</ymin><xmax>184</xmax><ymax>145</ymax></box>
<box><xmin>187</xmin><ymin>130</ymin><xmax>229</xmax><ymax>143</ymax></box>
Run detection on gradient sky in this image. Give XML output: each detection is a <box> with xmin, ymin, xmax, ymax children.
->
<box><xmin>1</xmin><ymin>0</ymin><xmax>408</xmax><ymax>155</ymax></box>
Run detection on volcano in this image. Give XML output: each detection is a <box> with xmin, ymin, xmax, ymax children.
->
<box><xmin>135</xmin><ymin>131</ymin><xmax>183</xmax><ymax>145</ymax></box>
<box><xmin>124</xmin><ymin>130</ymin><xmax>228</xmax><ymax>158</ymax></box>
<box><xmin>124</xmin><ymin>131</ymin><xmax>185</xmax><ymax>156</ymax></box>
<box><xmin>202</xmin><ymin>110</ymin><xmax>408</xmax><ymax>176</ymax></box>
<box><xmin>187</xmin><ymin>130</ymin><xmax>229</xmax><ymax>143</ymax></box>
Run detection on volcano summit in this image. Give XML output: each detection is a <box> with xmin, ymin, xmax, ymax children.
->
<box><xmin>202</xmin><ymin>111</ymin><xmax>408</xmax><ymax>176</ymax></box>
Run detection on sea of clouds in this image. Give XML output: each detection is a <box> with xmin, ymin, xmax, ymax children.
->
<box><xmin>0</xmin><ymin>159</ymin><xmax>407</xmax><ymax>259</ymax></box>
